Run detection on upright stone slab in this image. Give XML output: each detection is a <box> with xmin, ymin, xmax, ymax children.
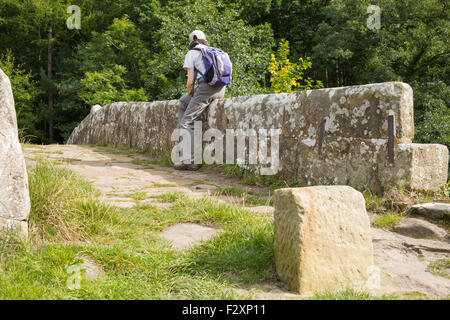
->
<box><xmin>273</xmin><ymin>186</ymin><xmax>373</xmax><ymax>295</ymax></box>
<box><xmin>0</xmin><ymin>67</ymin><xmax>30</xmax><ymax>238</ymax></box>
<box><xmin>382</xmin><ymin>143</ymin><xmax>449</xmax><ymax>191</ymax></box>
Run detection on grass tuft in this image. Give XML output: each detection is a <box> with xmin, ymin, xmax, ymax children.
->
<box><xmin>427</xmin><ymin>258</ymin><xmax>450</xmax><ymax>279</ymax></box>
<box><xmin>372</xmin><ymin>211</ymin><xmax>403</xmax><ymax>230</ymax></box>
<box><xmin>28</xmin><ymin>159</ymin><xmax>113</xmax><ymax>244</ymax></box>
<box><xmin>313</xmin><ymin>288</ymin><xmax>397</xmax><ymax>300</ymax></box>
<box><xmin>131</xmin><ymin>159</ymin><xmax>143</xmax><ymax>165</ymax></box>
<box><xmin>213</xmin><ymin>186</ymin><xmax>273</xmax><ymax>207</ymax></box>
<box><xmin>214</xmin><ymin>186</ymin><xmax>246</xmax><ymax>197</ymax></box>
<box><xmin>151</xmin><ymin>183</ymin><xmax>177</xmax><ymax>188</ymax></box>
<box><xmin>151</xmin><ymin>192</ymin><xmax>186</xmax><ymax>203</ymax></box>
<box><xmin>126</xmin><ymin>192</ymin><xmax>147</xmax><ymax>201</ymax></box>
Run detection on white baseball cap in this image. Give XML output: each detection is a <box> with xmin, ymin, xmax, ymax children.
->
<box><xmin>189</xmin><ymin>30</ymin><xmax>206</xmax><ymax>43</ymax></box>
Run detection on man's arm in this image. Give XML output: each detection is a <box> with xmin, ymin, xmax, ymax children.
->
<box><xmin>185</xmin><ymin>68</ymin><xmax>195</xmax><ymax>95</ymax></box>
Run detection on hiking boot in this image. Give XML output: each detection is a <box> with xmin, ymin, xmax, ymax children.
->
<box><xmin>174</xmin><ymin>161</ymin><xmax>202</xmax><ymax>171</ymax></box>
<box><xmin>173</xmin><ymin>163</ymin><xmax>190</xmax><ymax>170</ymax></box>
<box><xmin>185</xmin><ymin>163</ymin><xmax>202</xmax><ymax>171</ymax></box>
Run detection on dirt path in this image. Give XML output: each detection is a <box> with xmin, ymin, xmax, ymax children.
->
<box><xmin>23</xmin><ymin>144</ymin><xmax>273</xmax><ymax>211</ymax></box>
<box><xmin>22</xmin><ymin>144</ymin><xmax>450</xmax><ymax>299</ymax></box>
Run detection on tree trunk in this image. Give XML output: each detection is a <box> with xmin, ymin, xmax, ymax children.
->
<box><xmin>38</xmin><ymin>23</ymin><xmax>42</xmax><ymax>64</ymax></box>
<box><xmin>47</xmin><ymin>22</ymin><xmax>54</xmax><ymax>143</ymax></box>
<box><xmin>335</xmin><ymin>61</ymin><xmax>340</xmax><ymax>86</ymax></box>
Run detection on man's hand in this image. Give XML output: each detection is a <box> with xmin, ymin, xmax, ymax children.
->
<box><xmin>185</xmin><ymin>68</ymin><xmax>195</xmax><ymax>95</ymax></box>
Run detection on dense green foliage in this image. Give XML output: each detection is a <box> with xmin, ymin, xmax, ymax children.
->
<box><xmin>0</xmin><ymin>0</ymin><xmax>448</xmax><ymax>148</ymax></box>
<box><xmin>0</xmin><ymin>51</ymin><xmax>40</xmax><ymax>141</ymax></box>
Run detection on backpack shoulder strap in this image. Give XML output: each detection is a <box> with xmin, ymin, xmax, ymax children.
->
<box><xmin>194</xmin><ymin>68</ymin><xmax>205</xmax><ymax>78</ymax></box>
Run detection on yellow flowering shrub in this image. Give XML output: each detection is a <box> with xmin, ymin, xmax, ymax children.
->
<box><xmin>268</xmin><ymin>40</ymin><xmax>323</xmax><ymax>93</ymax></box>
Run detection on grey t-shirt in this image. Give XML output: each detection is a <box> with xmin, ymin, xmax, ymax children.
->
<box><xmin>183</xmin><ymin>44</ymin><xmax>207</xmax><ymax>80</ymax></box>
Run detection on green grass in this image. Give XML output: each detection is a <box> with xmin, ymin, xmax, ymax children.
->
<box><xmin>150</xmin><ymin>192</ymin><xmax>186</xmax><ymax>203</ymax></box>
<box><xmin>139</xmin><ymin>196</ymin><xmax>275</xmax><ymax>283</ymax></box>
<box><xmin>151</xmin><ymin>183</ymin><xmax>177</xmax><ymax>188</ymax></box>
<box><xmin>436</xmin><ymin>218</ymin><xmax>450</xmax><ymax>232</ymax></box>
<box><xmin>313</xmin><ymin>289</ymin><xmax>397</xmax><ymax>300</ymax></box>
<box><xmin>187</xmin><ymin>180</ymin><xmax>206</xmax><ymax>187</ymax></box>
<box><xmin>131</xmin><ymin>158</ymin><xmax>163</xmax><ymax>167</ymax></box>
<box><xmin>401</xmin><ymin>292</ymin><xmax>428</xmax><ymax>299</ymax></box>
<box><xmin>438</xmin><ymin>182</ymin><xmax>449</xmax><ymax>197</ymax></box>
<box><xmin>60</xmin><ymin>158</ymin><xmax>82</xmax><ymax>164</ymax></box>
<box><xmin>0</xmin><ymin>163</ymin><xmax>275</xmax><ymax>299</ymax></box>
<box><xmin>20</xmin><ymin>142</ymin><xmax>37</xmax><ymax>149</ymax></box>
<box><xmin>214</xmin><ymin>186</ymin><xmax>246</xmax><ymax>197</ymax></box>
<box><xmin>427</xmin><ymin>259</ymin><xmax>450</xmax><ymax>279</ymax></box>
<box><xmin>91</xmin><ymin>144</ymin><xmax>174</xmax><ymax>168</ymax></box>
<box><xmin>244</xmin><ymin>196</ymin><xmax>273</xmax><ymax>207</ymax></box>
<box><xmin>142</xmin><ymin>159</ymin><xmax>159</xmax><ymax>165</ymax></box>
<box><xmin>213</xmin><ymin>186</ymin><xmax>273</xmax><ymax>207</ymax></box>
<box><xmin>126</xmin><ymin>192</ymin><xmax>147</xmax><ymax>201</ymax></box>
<box><xmin>30</xmin><ymin>150</ymin><xmax>64</xmax><ymax>155</ymax></box>
<box><xmin>201</xmin><ymin>164</ymin><xmax>299</xmax><ymax>190</ymax></box>
<box><xmin>27</xmin><ymin>159</ymin><xmax>111</xmax><ymax>244</ymax></box>
<box><xmin>144</xmin><ymin>154</ymin><xmax>173</xmax><ymax>167</ymax></box>
<box><xmin>93</xmin><ymin>144</ymin><xmax>137</xmax><ymax>156</ymax></box>
<box><xmin>372</xmin><ymin>211</ymin><xmax>403</xmax><ymax>230</ymax></box>
<box><xmin>131</xmin><ymin>159</ymin><xmax>143</xmax><ymax>165</ymax></box>
<box><xmin>0</xmin><ymin>235</ymin><xmax>247</xmax><ymax>299</ymax></box>
<box><xmin>364</xmin><ymin>190</ymin><xmax>387</xmax><ymax>214</ymax></box>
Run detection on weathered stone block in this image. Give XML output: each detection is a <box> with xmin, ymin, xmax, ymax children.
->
<box><xmin>68</xmin><ymin>101</ymin><xmax>179</xmax><ymax>152</ymax></box>
<box><xmin>273</xmin><ymin>186</ymin><xmax>374</xmax><ymax>295</ymax></box>
<box><xmin>379</xmin><ymin>143</ymin><xmax>449</xmax><ymax>191</ymax></box>
<box><xmin>208</xmin><ymin>82</ymin><xmax>414</xmax><ymax>142</ymax></box>
<box><xmin>407</xmin><ymin>202</ymin><xmax>450</xmax><ymax>220</ymax></box>
<box><xmin>0</xmin><ymin>67</ymin><xmax>30</xmax><ymax>239</ymax></box>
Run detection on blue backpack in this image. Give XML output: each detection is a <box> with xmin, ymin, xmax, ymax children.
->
<box><xmin>193</xmin><ymin>47</ymin><xmax>232</xmax><ymax>87</ymax></box>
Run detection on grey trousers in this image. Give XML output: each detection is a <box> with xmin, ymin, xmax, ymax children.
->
<box><xmin>178</xmin><ymin>82</ymin><xmax>226</xmax><ymax>162</ymax></box>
